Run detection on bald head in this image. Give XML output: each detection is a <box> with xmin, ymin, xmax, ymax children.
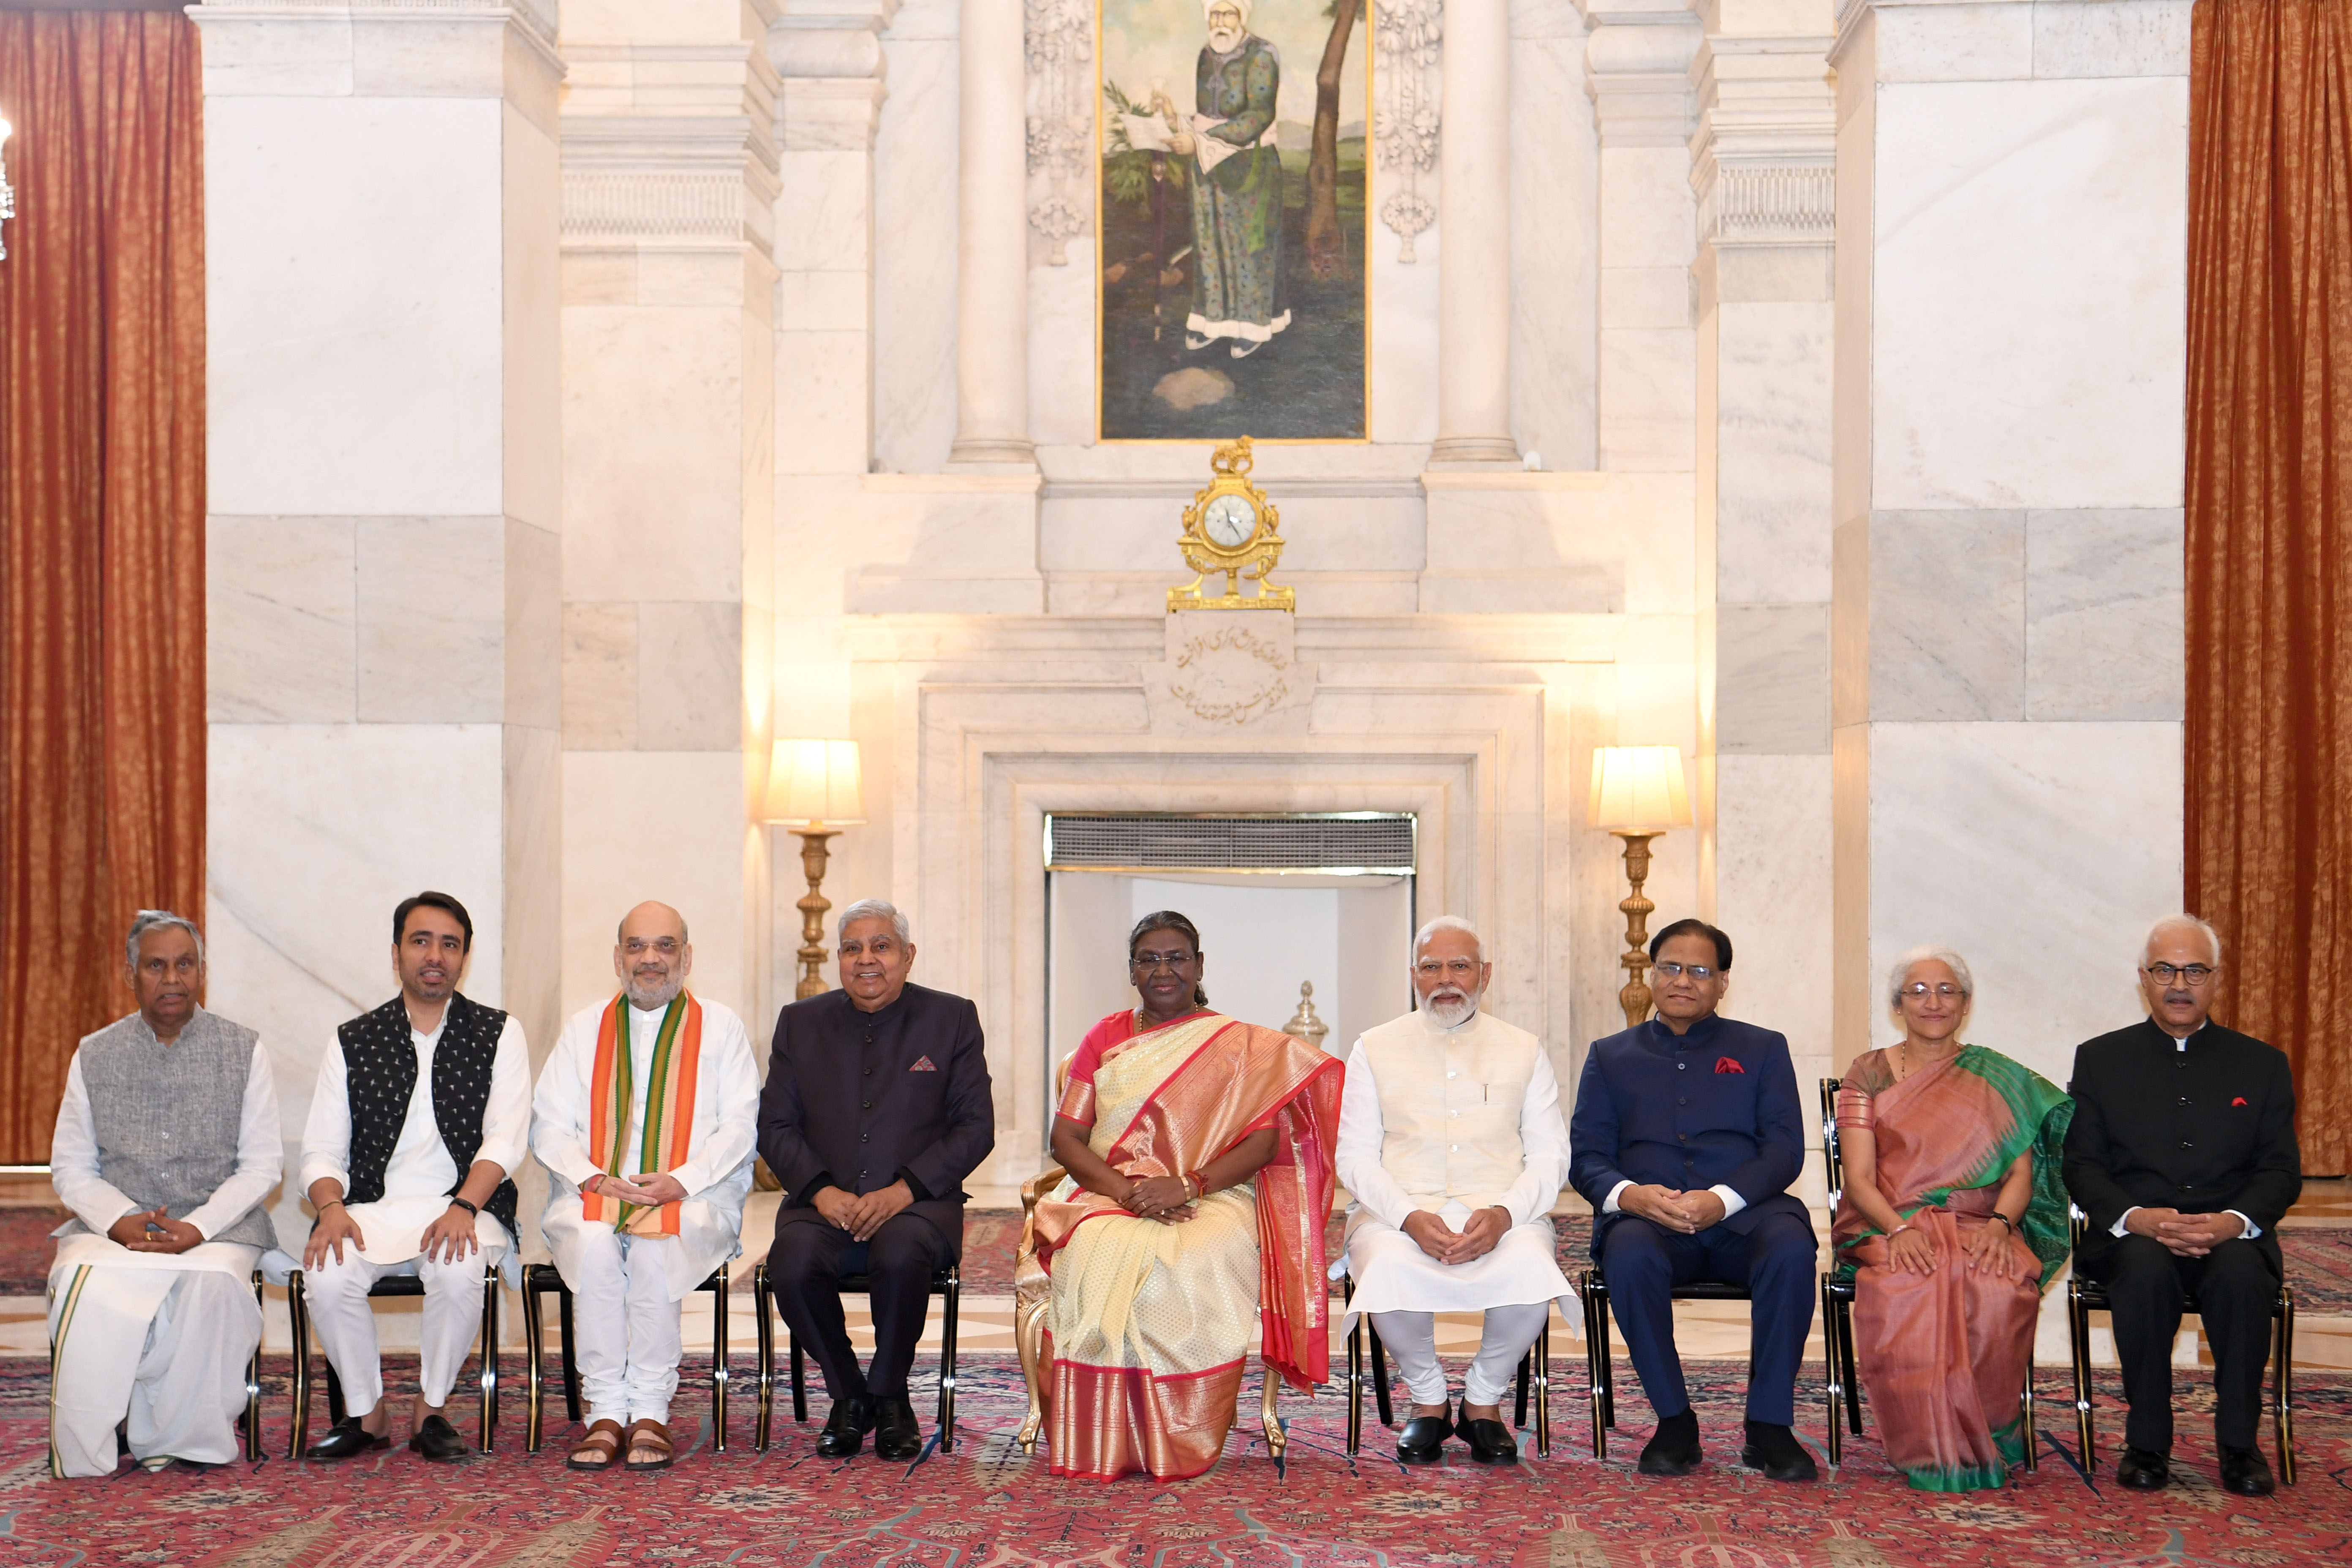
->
<box><xmin>613</xmin><ymin>901</ymin><xmax>693</xmax><ymax>1008</ymax></box>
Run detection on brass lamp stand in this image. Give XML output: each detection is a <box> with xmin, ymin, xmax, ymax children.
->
<box><xmin>1589</xmin><ymin>745</ymin><xmax>1693</xmax><ymax>1029</ymax></box>
<box><xmin>789</xmin><ymin>828</ymin><xmax>842</xmax><ymax>1001</ymax></box>
<box><xmin>1610</xmin><ymin>831</ymin><xmax>1661</xmax><ymax>1029</ymax></box>
<box><xmin>762</xmin><ymin>738</ymin><xmax>866</xmax><ymax>1002</ymax></box>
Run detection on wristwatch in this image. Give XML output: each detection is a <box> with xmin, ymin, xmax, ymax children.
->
<box><xmin>447</xmin><ymin>1196</ymin><xmax>479</xmax><ymax>1217</ymax></box>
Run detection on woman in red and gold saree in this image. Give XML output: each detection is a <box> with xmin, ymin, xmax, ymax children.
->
<box><xmin>1024</xmin><ymin>912</ymin><xmax>1343</xmax><ymax>1481</ymax></box>
<box><xmin>1834</xmin><ymin>948</ymin><xmax>2072</xmax><ymax>1492</ymax></box>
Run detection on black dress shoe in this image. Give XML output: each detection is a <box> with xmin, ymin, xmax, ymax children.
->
<box><xmin>407</xmin><ymin>1413</ymin><xmax>468</xmax><ymax>1462</ymax></box>
<box><xmin>1638</xmin><ymin>1410</ymin><xmax>1702</xmax><ymax>1476</ymax></box>
<box><xmin>1456</xmin><ymin>1412</ymin><xmax>1519</xmax><ymax>1465</ymax></box>
<box><xmin>305</xmin><ymin>1416</ymin><xmax>391</xmax><ymax>1462</ymax></box>
<box><xmin>1740</xmin><ymin>1420</ymin><xmax>1818</xmax><ymax>1482</ymax></box>
<box><xmin>2219</xmin><ymin>1445</ymin><xmax>2275</xmax><ymax>1496</ymax></box>
<box><xmin>2116</xmin><ymin>1446</ymin><xmax>2170</xmax><ymax>1489</ymax></box>
<box><xmin>873</xmin><ymin>1394</ymin><xmax>924</xmax><ymax>1461</ymax></box>
<box><xmin>1396</xmin><ymin>1407</ymin><xmax>1451</xmax><ymax>1465</ymax></box>
<box><xmin>817</xmin><ymin>1395</ymin><xmax>874</xmax><ymax>1458</ymax></box>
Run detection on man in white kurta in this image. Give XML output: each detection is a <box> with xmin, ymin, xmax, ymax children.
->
<box><xmin>1336</xmin><ymin>916</ymin><xmax>1572</xmax><ymax>1465</ymax></box>
<box><xmin>49</xmin><ymin>912</ymin><xmax>283</xmax><ymax>1477</ymax></box>
<box><xmin>300</xmin><ymin>891</ymin><xmax>531</xmax><ymax>1461</ymax></box>
<box><xmin>532</xmin><ymin>901</ymin><xmax>759</xmax><ymax>1470</ymax></box>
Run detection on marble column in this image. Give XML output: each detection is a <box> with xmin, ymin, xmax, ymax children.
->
<box><xmin>194</xmin><ymin>0</ymin><xmax>564</xmax><ymax>1244</ymax></box>
<box><xmin>1690</xmin><ymin>0</ymin><xmax>1836</xmax><ymax>1185</ymax></box>
<box><xmin>1431</xmin><ymin>0</ymin><xmax>1519</xmax><ymax>463</ymax></box>
<box><xmin>1578</xmin><ymin>0</ymin><xmax>1702</xmax><ymax>473</ymax></box>
<box><xmin>558</xmin><ymin>3</ymin><xmax>781</xmax><ymax>1029</ymax></box>
<box><xmin>1830</xmin><ymin>0</ymin><xmax>2191</xmax><ymax>1086</ymax></box>
<box><xmin>949</xmin><ymin>0</ymin><xmax>1034</xmax><ymax>463</ymax></box>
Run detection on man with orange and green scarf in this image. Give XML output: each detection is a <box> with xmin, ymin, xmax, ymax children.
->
<box><xmin>531</xmin><ymin>901</ymin><xmax>759</xmax><ymax>1471</ymax></box>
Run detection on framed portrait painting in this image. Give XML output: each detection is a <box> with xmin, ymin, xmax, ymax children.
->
<box><xmin>1098</xmin><ymin>0</ymin><xmax>1370</xmax><ymax>441</ymax></box>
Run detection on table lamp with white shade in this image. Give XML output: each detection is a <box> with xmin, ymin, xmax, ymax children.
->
<box><xmin>762</xmin><ymin>738</ymin><xmax>866</xmax><ymax>999</ymax></box>
<box><xmin>1589</xmin><ymin>745</ymin><xmax>1693</xmax><ymax>1028</ymax></box>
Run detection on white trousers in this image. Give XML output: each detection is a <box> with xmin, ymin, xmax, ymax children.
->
<box><xmin>1374</xmin><ymin>1301</ymin><xmax>1551</xmax><ymax>1408</ymax></box>
<box><xmin>49</xmin><ymin>1265</ymin><xmax>259</xmax><ymax>1477</ymax></box>
<box><xmin>553</xmin><ymin>1226</ymin><xmax>683</xmax><ymax>1426</ymax></box>
<box><xmin>303</xmin><ymin>1241</ymin><xmax>502</xmax><ymax>1415</ymax></box>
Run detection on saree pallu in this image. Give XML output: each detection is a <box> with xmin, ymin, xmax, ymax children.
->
<box><xmin>1029</xmin><ymin>1009</ymin><xmax>1342</xmax><ymax>1480</ymax></box>
<box><xmin>1834</xmin><ymin>1045</ymin><xmax>2072</xmax><ymax>1491</ymax></box>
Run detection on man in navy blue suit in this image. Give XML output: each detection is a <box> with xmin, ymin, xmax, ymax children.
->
<box><xmin>1568</xmin><ymin>917</ymin><xmax>1817</xmax><ymax>1481</ymax></box>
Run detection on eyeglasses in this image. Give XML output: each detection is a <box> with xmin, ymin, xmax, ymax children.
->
<box><xmin>2144</xmin><ymin>963</ymin><xmax>2216</xmax><ymax>986</ymax></box>
<box><xmin>1131</xmin><ymin>951</ymin><xmax>1194</xmax><ymax>973</ymax></box>
<box><xmin>1653</xmin><ymin>962</ymin><xmax>1718</xmax><ymax>982</ymax></box>
<box><xmin>1900</xmin><ymin>982</ymin><xmax>1964</xmax><ymax>1000</ymax></box>
<box><xmin>1413</xmin><ymin>958</ymin><xmax>1481</xmax><ymax>979</ymax></box>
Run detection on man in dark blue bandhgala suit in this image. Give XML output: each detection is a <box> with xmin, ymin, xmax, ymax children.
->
<box><xmin>1568</xmin><ymin>917</ymin><xmax>1818</xmax><ymax>1481</ymax></box>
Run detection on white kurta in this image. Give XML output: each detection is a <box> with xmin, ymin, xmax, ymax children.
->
<box><xmin>1334</xmin><ymin>1007</ymin><xmax>1574</xmax><ymax>1333</ymax></box>
<box><xmin>48</xmin><ymin>1041</ymin><xmax>281</xmax><ymax>1476</ymax></box>
<box><xmin>299</xmin><ymin>1007</ymin><xmax>531</xmax><ymax>1413</ymax></box>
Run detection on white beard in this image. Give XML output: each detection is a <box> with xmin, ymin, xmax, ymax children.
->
<box><xmin>1424</xmin><ymin>987</ymin><xmax>1481</xmax><ymax>1030</ymax></box>
<box><xmin>628</xmin><ymin>976</ymin><xmax>683</xmax><ymax>1010</ymax></box>
<box><xmin>1206</xmin><ymin>24</ymin><xmax>1244</xmax><ymax>53</ymax></box>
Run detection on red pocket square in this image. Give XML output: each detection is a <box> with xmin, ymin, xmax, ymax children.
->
<box><xmin>910</xmin><ymin>1055</ymin><xmax>939</xmax><ymax>1072</ymax></box>
<box><xmin>2232</xmin><ymin>1096</ymin><xmax>2249</xmax><ymax>1107</ymax></box>
<box><xmin>1715</xmin><ymin>1056</ymin><xmax>1745</xmax><ymax>1074</ymax></box>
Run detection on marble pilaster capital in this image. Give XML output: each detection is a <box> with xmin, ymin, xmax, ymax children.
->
<box><xmin>767</xmin><ymin>0</ymin><xmax>896</xmax><ymax>151</ymax></box>
<box><xmin>1688</xmin><ymin>21</ymin><xmax>1834</xmax><ymax>250</ymax></box>
<box><xmin>558</xmin><ymin>39</ymin><xmax>784</xmax><ymax>256</ymax></box>
<box><xmin>1576</xmin><ymin>0</ymin><xmax>1703</xmax><ymax>147</ymax></box>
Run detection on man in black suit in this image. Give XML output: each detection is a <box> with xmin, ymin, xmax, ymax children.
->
<box><xmin>2063</xmin><ymin>914</ymin><xmax>2300</xmax><ymax>1496</ymax></box>
<box><xmin>760</xmin><ymin>899</ymin><xmax>995</xmax><ymax>1460</ymax></box>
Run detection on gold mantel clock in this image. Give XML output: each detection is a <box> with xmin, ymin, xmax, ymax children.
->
<box><xmin>1168</xmin><ymin>437</ymin><xmax>1295</xmax><ymax>612</ymax></box>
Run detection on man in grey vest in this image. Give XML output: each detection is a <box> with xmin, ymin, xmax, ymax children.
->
<box><xmin>48</xmin><ymin>911</ymin><xmax>282</xmax><ymax>1477</ymax></box>
<box><xmin>300</xmin><ymin>891</ymin><xmax>530</xmax><ymax>1462</ymax></box>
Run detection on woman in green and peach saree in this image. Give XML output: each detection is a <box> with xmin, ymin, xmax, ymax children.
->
<box><xmin>1833</xmin><ymin>947</ymin><xmax>2071</xmax><ymax>1492</ymax></box>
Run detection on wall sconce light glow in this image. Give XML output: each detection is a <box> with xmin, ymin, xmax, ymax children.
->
<box><xmin>0</xmin><ymin>116</ymin><xmax>15</xmax><ymax>263</ymax></box>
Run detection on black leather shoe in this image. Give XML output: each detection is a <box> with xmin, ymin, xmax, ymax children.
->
<box><xmin>407</xmin><ymin>1413</ymin><xmax>467</xmax><ymax>1462</ymax></box>
<box><xmin>1638</xmin><ymin>1410</ymin><xmax>1702</xmax><ymax>1476</ymax></box>
<box><xmin>873</xmin><ymin>1394</ymin><xmax>924</xmax><ymax>1461</ymax></box>
<box><xmin>816</xmin><ymin>1395</ymin><xmax>874</xmax><ymax>1458</ymax></box>
<box><xmin>1740</xmin><ymin>1420</ymin><xmax>1818</xmax><ymax>1482</ymax></box>
<box><xmin>2117</xmin><ymin>1446</ymin><xmax>2170</xmax><ymax>1490</ymax></box>
<box><xmin>1456</xmin><ymin>1412</ymin><xmax>1519</xmax><ymax>1465</ymax></box>
<box><xmin>1396</xmin><ymin>1406</ymin><xmax>1451</xmax><ymax>1465</ymax></box>
<box><xmin>305</xmin><ymin>1416</ymin><xmax>391</xmax><ymax>1462</ymax></box>
<box><xmin>2219</xmin><ymin>1445</ymin><xmax>2275</xmax><ymax>1496</ymax></box>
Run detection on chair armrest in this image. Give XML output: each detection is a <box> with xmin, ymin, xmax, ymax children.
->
<box><xmin>1020</xmin><ymin>1165</ymin><xmax>1069</xmax><ymax>1215</ymax></box>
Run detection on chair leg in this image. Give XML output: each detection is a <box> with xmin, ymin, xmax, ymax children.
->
<box><xmin>558</xmin><ymin>1285</ymin><xmax>582</xmax><ymax>1425</ymax></box>
<box><xmin>1513</xmin><ymin>1352</ymin><xmax>1530</xmax><ymax>1430</ymax></box>
<box><xmin>289</xmin><ymin>1273</ymin><xmax>312</xmax><ymax>1459</ymax></box>
<box><xmin>1534</xmin><ymin>1309</ymin><xmax>1551</xmax><ymax>1459</ymax></box>
<box><xmin>2274</xmin><ymin>1286</ymin><xmax>2295</xmax><ymax>1486</ymax></box>
<box><xmin>478</xmin><ymin>1266</ymin><xmax>499</xmax><ymax>1452</ymax></box>
<box><xmin>245</xmin><ymin>1271</ymin><xmax>265</xmax><ymax>1462</ymax></box>
<box><xmin>1345</xmin><ymin>1309</ymin><xmax>1364</xmax><ymax>1456</ymax></box>
<box><xmin>789</xmin><ymin>1332</ymin><xmax>808</xmax><ymax>1424</ymax></box>
<box><xmin>1821</xmin><ymin>1279</ymin><xmax>1840</xmax><ymax>1468</ymax></box>
<box><xmin>1368</xmin><ymin>1319</ymin><xmax>1393</xmax><ymax>1427</ymax></box>
<box><xmin>1260</xmin><ymin>1360</ymin><xmax>1285</xmax><ymax>1459</ymax></box>
<box><xmin>2021</xmin><ymin>1345</ymin><xmax>2037</xmax><ymax>1473</ymax></box>
<box><xmin>1838</xmin><ymin>1296</ymin><xmax>1863</xmax><ymax>1435</ymax></box>
<box><xmin>938</xmin><ymin>1269</ymin><xmax>960</xmax><ymax>1454</ymax></box>
<box><xmin>2069</xmin><ymin>1282</ymin><xmax>2096</xmax><ymax>1473</ymax></box>
<box><xmin>754</xmin><ymin>1264</ymin><xmax>774</xmax><ymax>1454</ymax></box>
<box><xmin>523</xmin><ymin>1281</ymin><xmax>545</xmax><ymax>1453</ymax></box>
<box><xmin>710</xmin><ymin>1271</ymin><xmax>728</xmax><ymax>1454</ymax></box>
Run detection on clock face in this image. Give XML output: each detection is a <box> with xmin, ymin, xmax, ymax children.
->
<box><xmin>1202</xmin><ymin>493</ymin><xmax>1258</xmax><ymax>549</ymax></box>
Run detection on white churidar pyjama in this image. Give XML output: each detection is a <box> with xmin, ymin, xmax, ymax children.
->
<box><xmin>301</xmin><ymin>1210</ymin><xmax>509</xmax><ymax>1415</ymax></box>
<box><xmin>1373</xmin><ymin>1301</ymin><xmax>1552</xmax><ymax>1407</ymax></box>
<box><xmin>47</xmin><ymin>1242</ymin><xmax>260</xmax><ymax>1478</ymax></box>
<box><xmin>554</xmin><ymin>1225</ymin><xmax>686</xmax><ymax>1426</ymax></box>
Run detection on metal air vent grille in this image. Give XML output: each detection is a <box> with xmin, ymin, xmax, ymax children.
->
<box><xmin>1043</xmin><ymin>813</ymin><xmax>1415</xmax><ymax>875</ymax></box>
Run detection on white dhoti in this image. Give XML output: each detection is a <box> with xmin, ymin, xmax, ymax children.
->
<box><xmin>47</xmin><ymin>1235</ymin><xmax>261</xmax><ymax>1478</ymax></box>
<box><xmin>542</xmin><ymin>1190</ymin><xmax>732</xmax><ymax>1426</ymax></box>
<box><xmin>302</xmin><ymin>1196</ymin><xmax>509</xmax><ymax>1415</ymax></box>
<box><xmin>1344</xmin><ymin>1208</ymin><xmax>1573</xmax><ymax>1407</ymax></box>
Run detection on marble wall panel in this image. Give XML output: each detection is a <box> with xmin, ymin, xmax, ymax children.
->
<box><xmin>1598</xmin><ymin>327</ymin><xmax>1697</xmax><ymax>472</ymax></box>
<box><xmin>1717</xmin><ymin>603</ymin><xmax>1829</xmax><ymax>754</ymax></box>
<box><xmin>1423</xmin><ymin>472</ymin><xmax>1698</xmax><ymax>617</ymax></box>
<box><xmin>1714</xmin><ymin>299</ymin><xmax>1834</xmax><ymax>604</ymax></box>
<box><xmin>1870</xmin><ymin>1</ymin><xmax>2035</xmax><ymax>82</ymax></box>
<box><xmin>1029</xmin><ymin>235</ymin><xmax>1098</xmax><ymax>449</ymax></box>
<box><xmin>355</xmin><ymin>517</ymin><xmax>508</xmax><ymax>723</ymax></box>
<box><xmin>206</xmin><ymin>96</ymin><xmax>506</xmax><ymax>517</ymax></box>
<box><xmin>1864</xmin><ymin>719</ymin><xmax>2183</xmax><ymax>1087</ymax></box>
<box><xmin>776</xmin><ymin>326</ymin><xmax>872</xmax><ymax>476</ymax></box>
<box><xmin>502</xmin><ymin>101</ymin><xmax>564</xmax><ymax>532</ymax></box>
<box><xmin>637</xmin><ymin>601</ymin><xmax>745</xmax><ymax>752</ymax></box>
<box><xmin>1369</xmin><ymin>191</ymin><xmax>1443</xmax><ymax>446</ymax></box>
<box><xmin>562</xmin><ymin>602</ymin><xmax>637</xmax><ymax>749</ymax></box>
<box><xmin>1870</xmin><ymin>75</ymin><xmax>2188</xmax><ymax>510</ymax></box>
<box><xmin>1601</xmin><ymin>268</ymin><xmax>1689</xmax><ymax>331</ymax></box>
<box><xmin>1510</xmin><ymin>3</ymin><xmax>1599</xmax><ymax>472</ymax></box>
<box><xmin>1598</xmin><ymin>146</ymin><xmax>1699</xmax><ymax>268</ymax></box>
<box><xmin>2031</xmin><ymin>0</ymin><xmax>2191</xmax><ymax>79</ymax></box>
<box><xmin>773</xmin><ymin>148</ymin><xmax>873</xmax><ymax>276</ymax></box>
<box><xmin>872</xmin><ymin>17</ymin><xmax>959</xmax><ymax>474</ymax></box>
<box><xmin>207</xmin><ymin>517</ymin><xmax>357</xmax><ymax>723</ymax></box>
<box><xmin>1714</xmin><ymin>751</ymin><xmax>1834</xmax><ymax>1062</ymax></box>
<box><xmin>501</xmin><ymin>720</ymin><xmax>564</xmax><ymax>1063</ymax></box>
<box><xmin>2024</xmin><ymin>507</ymin><xmax>2184</xmax><ymax>721</ymax></box>
<box><xmin>194</xmin><ymin>16</ymin><xmax>357</xmax><ymax>97</ymax></box>
<box><xmin>504</xmin><ymin>518</ymin><xmax>562</xmax><ymax>730</ymax></box>
<box><xmin>1829</xmin><ymin>25</ymin><xmax>1875</xmax><ymax>534</ymax></box>
<box><xmin>1863</xmin><ymin>509</ymin><xmax>2025</xmax><ymax>721</ymax></box>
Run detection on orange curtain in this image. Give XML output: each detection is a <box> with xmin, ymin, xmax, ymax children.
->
<box><xmin>2184</xmin><ymin>0</ymin><xmax>2352</xmax><ymax>1174</ymax></box>
<box><xmin>0</xmin><ymin>11</ymin><xmax>206</xmax><ymax>1163</ymax></box>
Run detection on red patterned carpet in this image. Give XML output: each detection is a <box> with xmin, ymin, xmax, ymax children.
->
<box><xmin>4</xmin><ymin>1356</ymin><xmax>2347</xmax><ymax>1567</ymax></box>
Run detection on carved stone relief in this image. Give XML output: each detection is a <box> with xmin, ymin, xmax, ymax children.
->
<box><xmin>1372</xmin><ymin>0</ymin><xmax>1441</xmax><ymax>262</ymax></box>
<box><xmin>1142</xmin><ymin>611</ymin><xmax>1316</xmax><ymax>735</ymax></box>
<box><xmin>1025</xmin><ymin>0</ymin><xmax>1094</xmax><ymax>264</ymax></box>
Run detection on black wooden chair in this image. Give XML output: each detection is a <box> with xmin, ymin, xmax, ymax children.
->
<box><xmin>519</xmin><ymin>1260</ymin><xmax>730</xmax><ymax>1452</ymax></box>
<box><xmin>2064</xmin><ymin>1206</ymin><xmax>2295</xmax><ymax>1483</ymax></box>
<box><xmin>1338</xmin><ymin>1269</ymin><xmax>1552</xmax><ymax>1456</ymax></box>
<box><xmin>240</xmin><ymin>1270</ymin><xmax>267</xmax><ymax>1461</ymax></box>
<box><xmin>750</xmin><ymin>1258</ymin><xmax>961</xmax><ymax>1453</ymax></box>
<box><xmin>284</xmin><ymin>1260</ymin><xmax>503</xmax><ymax>1457</ymax></box>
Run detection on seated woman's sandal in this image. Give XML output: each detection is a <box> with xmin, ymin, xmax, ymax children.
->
<box><xmin>623</xmin><ymin>1419</ymin><xmax>675</xmax><ymax>1471</ymax></box>
<box><xmin>567</xmin><ymin>1419</ymin><xmax>624</xmax><ymax>1471</ymax></box>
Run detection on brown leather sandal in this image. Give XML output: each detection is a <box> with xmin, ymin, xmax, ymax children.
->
<box><xmin>566</xmin><ymin>1419</ymin><xmax>625</xmax><ymax>1471</ymax></box>
<box><xmin>622</xmin><ymin>1418</ymin><xmax>675</xmax><ymax>1471</ymax></box>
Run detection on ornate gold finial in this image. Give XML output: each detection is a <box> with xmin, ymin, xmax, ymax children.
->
<box><xmin>1282</xmin><ymin>980</ymin><xmax>1330</xmax><ymax>1051</ymax></box>
<box><xmin>1168</xmin><ymin>436</ymin><xmax>1295</xmax><ymax>612</ymax></box>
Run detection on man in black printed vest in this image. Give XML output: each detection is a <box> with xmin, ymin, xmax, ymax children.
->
<box><xmin>300</xmin><ymin>891</ymin><xmax>530</xmax><ymax>1461</ymax></box>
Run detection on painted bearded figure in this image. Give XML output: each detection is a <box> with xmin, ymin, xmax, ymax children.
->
<box><xmin>1166</xmin><ymin>0</ymin><xmax>1290</xmax><ymax>358</ymax></box>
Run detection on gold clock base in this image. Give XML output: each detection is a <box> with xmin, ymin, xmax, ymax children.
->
<box><xmin>1167</xmin><ymin>583</ymin><xmax>1296</xmax><ymax>612</ymax></box>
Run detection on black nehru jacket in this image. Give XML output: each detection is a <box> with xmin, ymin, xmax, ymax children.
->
<box><xmin>759</xmin><ymin>981</ymin><xmax>996</xmax><ymax>1255</ymax></box>
<box><xmin>2063</xmin><ymin>1018</ymin><xmax>2301</xmax><ymax>1274</ymax></box>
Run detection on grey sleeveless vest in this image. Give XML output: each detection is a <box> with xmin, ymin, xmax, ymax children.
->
<box><xmin>68</xmin><ymin>1008</ymin><xmax>278</xmax><ymax>1251</ymax></box>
